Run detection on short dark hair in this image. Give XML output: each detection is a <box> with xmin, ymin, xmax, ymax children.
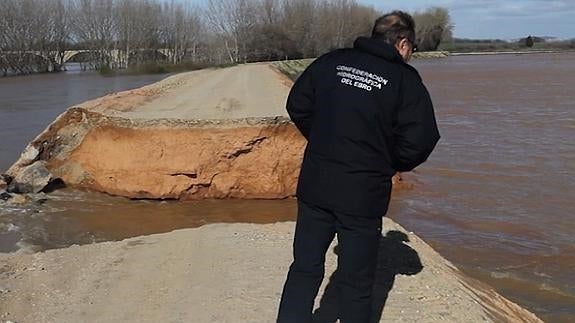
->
<box><xmin>371</xmin><ymin>11</ymin><xmax>416</xmax><ymax>46</ymax></box>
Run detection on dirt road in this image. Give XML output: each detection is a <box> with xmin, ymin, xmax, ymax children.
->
<box><xmin>0</xmin><ymin>219</ymin><xmax>541</xmax><ymax>323</ymax></box>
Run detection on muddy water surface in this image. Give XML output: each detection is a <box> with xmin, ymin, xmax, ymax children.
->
<box><xmin>1</xmin><ymin>54</ymin><xmax>574</xmax><ymax>322</ymax></box>
<box><xmin>0</xmin><ymin>64</ymin><xmax>168</xmax><ymax>171</ymax></box>
<box><xmin>399</xmin><ymin>52</ymin><xmax>575</xmax><ymax>322</ymax></box>
<box><xmin>0</xmin><ymin>189</ymin><xmax>296</xmax><ymax>253</ymax></box>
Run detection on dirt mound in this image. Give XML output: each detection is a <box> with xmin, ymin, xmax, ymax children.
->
<box><xmin>6</xmin><ymin>63</ymin><xmax>305</xmax><ymax>199</ymax></box>
<box><xmin>60</xmin><ymin>113</ymin><xmax>304</xmax><ymax>199</ymax></box>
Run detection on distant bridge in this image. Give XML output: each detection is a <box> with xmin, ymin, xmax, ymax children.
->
<box><xmin>1</xmin><ymin>49</ymin><xmax>171</xmax><ymax>66</ymax></box>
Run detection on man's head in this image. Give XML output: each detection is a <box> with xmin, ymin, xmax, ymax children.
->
<box><xmin>371</xmin><ymin>11</ymin><xmax>416</xmax><ymax>62</ymax></box>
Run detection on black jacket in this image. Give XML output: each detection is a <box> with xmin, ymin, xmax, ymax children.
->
<box><xmin>287</xmin><ymin>36</ymin><xmax>440</xmax><ymax>218</ymax></box>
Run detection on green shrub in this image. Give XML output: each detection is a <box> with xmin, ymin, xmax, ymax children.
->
<box><xmin>97</xmin><ymin>65</ymin><xmax>114</xmax><ymax>76</ymax></box>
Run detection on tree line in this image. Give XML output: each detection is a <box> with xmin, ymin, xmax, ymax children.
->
<box><xmin>0</xmin><ymin>0</ymin><xmax>453</xmax><ymax>76</ymax></box>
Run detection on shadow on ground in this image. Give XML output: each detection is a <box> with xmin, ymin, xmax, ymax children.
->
<box><xmin>312</xmin><ymin>230</ymin><xmax>423</xmax><ymax>323</ymax></box>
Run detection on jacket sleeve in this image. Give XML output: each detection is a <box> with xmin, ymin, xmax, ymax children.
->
<box><xmin>286</xmin><ymin>61</ymin><xmax>318</xmax><ymax>140</ymax></box>
<box><xmin>392</xmin><ymin>70</ymin><xmax>440</xmax><ymax>172</ymax></box>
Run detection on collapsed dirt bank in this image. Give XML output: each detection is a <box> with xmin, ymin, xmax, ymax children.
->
<box><xmin>6</xmin><ymin>108</ymin><xmax>304</xmax><ymax>199</ymax></box>
<box><xmin>5</xmin><ymin>63</ymin><xmax>305</xmax><ymax>199</ymax></box>
<box><xmin>67</xmin><ymin>120</ymin><xmax>302</xmax><ymax>200</ymax></box>
<box><xmin>0</xmin><ymin>219</ymin><xmax>541</xmax><ymax>323</ymax></box>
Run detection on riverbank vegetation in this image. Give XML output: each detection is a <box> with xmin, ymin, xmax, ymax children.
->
<box><xmin>275</xmin><ymin>50</ymin><xmax>450</xmax><ymax>81</ymax></box>
<box><xmin>97</xmin><ymin>62</ymin><xmax>206</xmax><ymax>76</ymax></box>
<box><xmin>0</xmin><ymin>0</ymin><xmax>453</xmax><ymax>76</ymax></box>
<box><xmin>442</xmin><ymin>37</ymin><xmax>575</xmax><ymax>53</ymax></box>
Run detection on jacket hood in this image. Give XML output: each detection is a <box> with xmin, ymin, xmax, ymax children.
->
<box><xmin>353</xmin><ymin>36</ymin><xmax>403</xmax><ymax>63</ymax></box>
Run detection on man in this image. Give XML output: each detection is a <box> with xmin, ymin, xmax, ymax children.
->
<box><xmin>277</xmin><ymin>11</ymin><xmax>440</xmax><ymax>323</ymax></box>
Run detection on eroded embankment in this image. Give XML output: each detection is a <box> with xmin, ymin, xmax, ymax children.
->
<box><xmin>3</xmin><ymin>63</ymin><xmax>305</xmax><ymax>199</ymax></box>
<box><xmin>6</xmin><ymin>107</ymin><xmax>305</xmax><ymax>200</ymax></box>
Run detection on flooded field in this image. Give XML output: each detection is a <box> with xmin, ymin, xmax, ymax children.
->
<box><xmin>1</xmin><ymin>53</ymin><xmax>574</xmax><ymax>321</ymax></box>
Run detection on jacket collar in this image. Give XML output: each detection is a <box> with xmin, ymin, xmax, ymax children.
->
<box><xmin>353</xmin><ymin>36</ymin><xmax>403</xmax><ymax>63</ymax></box>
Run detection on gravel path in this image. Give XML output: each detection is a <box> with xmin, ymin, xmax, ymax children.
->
<box><xmin>0</xmin><ymin>219</ymin><xmax>541</xmax><ymax>323</ymax></box>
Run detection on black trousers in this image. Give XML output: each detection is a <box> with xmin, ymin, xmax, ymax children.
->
<box><xmin>277</xmin><ymin>200</ymin><xmax>382</xmax><ymax>323</ymax></box>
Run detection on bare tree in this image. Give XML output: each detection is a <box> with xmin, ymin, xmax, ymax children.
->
<box><xmin>43</xmin><ymin>0</ymin><xmax>72</xmax><ymax>71</ymax></box>
<box><xmin>414</xmin><ymin>7</ymin><xmax>454</xmax><ymax>51</ymax></box>
<box><xmin>314</xmin><ymin>0</ymin><xmax>376</xmax><ymax>53</ymax></box>
<box><xmin>205</xmin><ymin>0</ymin><xmax>259</xmax><ymax>63</ymax></box>
<box><xmin>70</xmin><ymin>0</ymin><xmax>118</xmax><ymax>69</ymax></box>
<box><xmin>259</xmin><ymin>0</ymin><xmax>281</xmax><ymax>25</ymax></box>
<box><xmin>281</xmin><ymin>0</ymin><xmax>320</xmax><ymax>57</ymax></box>
<box><xmin>0</xmin><ymin>0</ymin><xmax>71</xmax><ymax>74</ymax></box>
<box><xmin>117</xmin><ymin>0</ymin><xmax>137</xmax><ymax>68</ymax></box>
<box><xmin>159</xmin><ymin>2</ymin><xmax>203</xmax><ymax>64</ymax></box>
<box><xmin>1</xmin><ymin>0</ymin><xmax>450</xmax><ymax>76</ymax></box>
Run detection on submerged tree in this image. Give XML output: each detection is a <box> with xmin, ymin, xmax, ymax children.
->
<box><xmin>413</xmin><ymin>7</ymin><xmax>453</xmax><ymax>51</ymax></box>
<box><xmin>525</xmin><ymin>35</ymin><xmax>534</xmax><ymax>47</ymax></box>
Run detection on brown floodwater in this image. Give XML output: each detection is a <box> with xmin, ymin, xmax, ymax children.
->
<box><xmin>1</xmin><ymin>54</ymin><xmax>574</xmax><ymax>322</ymax></box>
<box><xmin>401</xmin><ymin>52</ymin><xmax>575</xmax><ymax>322</ymax></box>
<box><xmin>0</xmin><ymin>189</ymin><xmax>296</xmax><ymax>253</ymax></box>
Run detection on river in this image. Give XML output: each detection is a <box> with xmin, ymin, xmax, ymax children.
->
<box><xmin>1</xmin><ymin>55</ymin><xmax>574</xmax><ymax>322</ymax></box>
<box><xmin>0</xmin><ymin>64</ymin><xmax>168</xmax><ymax>170</ymax></box>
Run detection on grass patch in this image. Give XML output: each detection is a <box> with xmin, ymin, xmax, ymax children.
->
<box><xmin>97</xmin><ymin>61</ymin><xmax>242</xmax><ymax>77</ymax></box>
<box><xmin>96</xmin><ymin>62</ymin><xmax>213</xmax><ymax>76</ymax></box>
<box><xmin>440</xmin><ymin>40</ymin><xmax>575</xmax><ymax>53</ymax></box>
<box><xmin>97</xmin><ymin>65</ymin><xmax>114</xmax><ymax>76</ymax></box>
<box><xmin>214</xmin><ymin>62</ymin><xmax>239</xmax><ymax>69</ymax></box>
<box><xmin>272</xmin><ymin>53</ymin><xmax>448</xmax><ymax>82</ymax></box>
<box><xmin>412</xmin><ymin>51</ymin><xmax>450</xmax><ymax>59</ymax></box>
<box><xmin>125</xmin><ymin>62</ymin><xmax>211</xmax><ymax>75</ymax></box>
<box><xmin>273</xmin><ymin>59</ymin><xmax>315</xmax><ymax>81</ymax></box>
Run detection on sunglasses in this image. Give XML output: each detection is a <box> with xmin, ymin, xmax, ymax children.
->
<box><xmin>407</xmin><ymin>38</ymin><xmax>417</xmax><ymax>53</ymax></box>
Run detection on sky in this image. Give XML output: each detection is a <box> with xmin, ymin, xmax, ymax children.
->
<box><xmin>360</xmin><ymin>0</ymin><xmax>575</xmax><ymax>40</ymax></box>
